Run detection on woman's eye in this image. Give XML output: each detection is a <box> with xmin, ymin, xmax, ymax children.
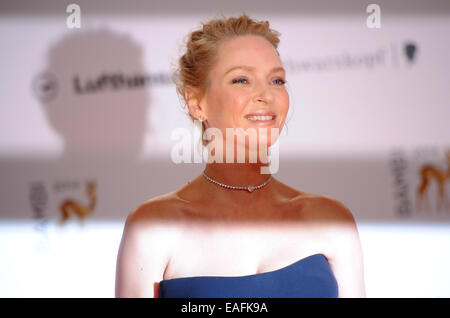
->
<box><xmin>273</xmin><ymin>78</ymin><xmax>286</xmax><ymax>85</ymax></box>
<box><xmin>231</xmin><ymin>77</ymin><xmax>286</xmax><ymax>85</ymax></box>
<box><xmin>232</xmin><ymin>77</ymin><xmax>248</xmax><ymax>84</ymax></box>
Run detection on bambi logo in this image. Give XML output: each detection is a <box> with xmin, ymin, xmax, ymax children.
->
<box><xmin>59</xmin><ymin>180</ymin><xmax>97</xmax><ymax>225</ymax></box>
<box><xmin>416</xmin><ymin>148</ymin><xmax>450</xmax><ymax>213</ymax></box>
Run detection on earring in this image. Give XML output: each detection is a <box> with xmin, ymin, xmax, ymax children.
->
<box><xmin>199</xmin><ymin>115</ymin><xmax>205</xmax><ymax>121</ymax></box>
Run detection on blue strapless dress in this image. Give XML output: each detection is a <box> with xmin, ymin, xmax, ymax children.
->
<box><xmin>159</xmin><ymin>253</ymin><xmax>338</xmax><ymax>298</ymax></box>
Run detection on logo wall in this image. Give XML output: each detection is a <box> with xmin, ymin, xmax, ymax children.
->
<box><xmin>390</xmin><ymin>146</ymin><xmax>450</xmax><ymax>218</ymax></box>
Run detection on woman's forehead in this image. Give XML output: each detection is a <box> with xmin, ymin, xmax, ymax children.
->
<box><xmin>215</xmin><ymin>46</ymin><xmax>281</xmax><ymax>74</ymax></box>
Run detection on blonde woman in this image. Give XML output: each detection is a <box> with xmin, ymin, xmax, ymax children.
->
<box><xmin>115</xmin><ymin>13</ymin><xmax>366</xmax><ymax>298</ymax></box>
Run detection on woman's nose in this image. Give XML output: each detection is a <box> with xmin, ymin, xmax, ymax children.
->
<box><xmin>254</xmin><ymin>87</ymin><xmax>274</xmax><ymax>104</ymax></box>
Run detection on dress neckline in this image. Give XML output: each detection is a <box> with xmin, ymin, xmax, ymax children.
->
<box><xmin>160</xmin><ymin>253</ymin><xmax>327</xmax><ymax>283</ymax></box>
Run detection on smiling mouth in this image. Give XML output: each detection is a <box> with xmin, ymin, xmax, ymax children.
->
<box><xmin>245</xmin><ymin>115</ymin><xmax>276</xmax><ymax>123</ymax></box>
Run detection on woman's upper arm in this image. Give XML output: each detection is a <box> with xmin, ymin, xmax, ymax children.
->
<box><xmin>115</xmin><ymin>205</ymin><xmax>173</xmax><ymax>298</ymax></box>
<box><xmin>322</xmin><ymin>199</ymin><xmax>366</xmax><ymax>298</ymax></box>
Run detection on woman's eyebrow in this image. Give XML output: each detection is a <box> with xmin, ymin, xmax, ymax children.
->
<box><xmin>224</xmin><ymin>65</ymin><xmax>285</xmax><ymax>76</ymax></box>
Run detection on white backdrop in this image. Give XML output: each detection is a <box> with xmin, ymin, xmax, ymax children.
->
<box><xmin>1</xmin><ymin>0</ymin><xmax>449</xmax><ymax>297</ymax></box>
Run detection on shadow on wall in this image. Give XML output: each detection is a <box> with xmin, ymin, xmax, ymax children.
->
<box><xmin>40</xmin><ymin>28</ymin><xmax>149</xmax><ymax>161</ymax></box>
<box><xmin>0</xmin><ymin>28</ymin><xmax>178</xmax><ymax>223</ymax></box>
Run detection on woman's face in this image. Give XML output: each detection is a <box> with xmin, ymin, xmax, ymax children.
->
<box><xmin>200</xmin><ymin>35</ymin><xmax>289</xmax><ymax>149</ymax></box>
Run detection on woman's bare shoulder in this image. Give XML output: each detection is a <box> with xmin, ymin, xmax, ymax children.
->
<box><xmin>292</xmin><ymin>192</ymin><xmax>356</xmax><ymax>225</ymax></box>
<box><xmin>126</xmin><ymin>192</ymin><xmax>185</xmax><ymax>226</ymax></box>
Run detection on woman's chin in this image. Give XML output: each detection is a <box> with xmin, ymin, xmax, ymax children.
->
<box><xmin>238</xmin><ymin>139</ymin><xmax>276</xmax><ymax>151</ymax></box>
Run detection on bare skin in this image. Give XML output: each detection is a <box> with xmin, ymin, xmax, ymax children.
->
<box><xmin>115</xmin><ymin>35</ymin><xmax>366</xmax><ymax>298</ymax></box>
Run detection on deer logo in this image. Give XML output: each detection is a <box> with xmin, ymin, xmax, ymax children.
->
<box><xmin>59</xmin><ymin>180</ymin><xmax>97</xmax><ymax>225</ymax></box>
<box><xmin>416</xmin><ymin>148</ymin><xmax>450</xmax><ymax>213</ymax></box>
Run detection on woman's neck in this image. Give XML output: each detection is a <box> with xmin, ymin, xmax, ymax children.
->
<box><xmin>203</xmin><ymin>162</ymin><xmax>272</xmax><ymax>187</ymax></box>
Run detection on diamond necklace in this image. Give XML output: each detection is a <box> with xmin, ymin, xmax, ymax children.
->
<box><xmin>202</xmin><ymin>171</ymin><xmax>272</xmax><ymax>193</ymax></box>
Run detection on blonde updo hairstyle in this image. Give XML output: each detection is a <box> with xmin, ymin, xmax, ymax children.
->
<box><xmin>172</xmin><ymin>12</ymin><xmax>282</xmax><ymax>149</ymax></box>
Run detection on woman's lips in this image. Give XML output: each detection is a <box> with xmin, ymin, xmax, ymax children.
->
<box><xmin>245</xmin><ymin>116</ymin><xmax>277</xmax><ymax>126</ymax></box>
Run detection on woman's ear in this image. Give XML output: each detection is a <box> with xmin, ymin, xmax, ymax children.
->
<box><xmin>185</xmin><ymin>85</ymin><xmax>206</xmax><ymax>120</ymax></box>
